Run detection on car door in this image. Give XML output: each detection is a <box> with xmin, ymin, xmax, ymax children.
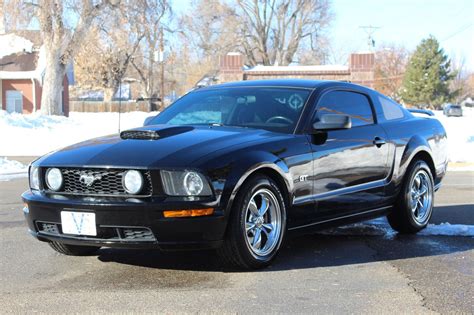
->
<box><xmin>308</xmin><ymin>89</ymin><xmax>390</xmax><ymax>219</ymax></box>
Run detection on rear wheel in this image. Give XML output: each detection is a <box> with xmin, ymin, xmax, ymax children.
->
<box><xmin>49</xmin><ymin>242</ymin><xmax>100</xmax><ymax>256</ymax></box>
<box><xmin>218</xmin><ymin>175</ymin><xmax>287</xmax><ymax>269</ymax></box>
<box><xmin>388</xmin><ymin>160</ymin><xmax>434</xmax><ymax>233</ymax></box>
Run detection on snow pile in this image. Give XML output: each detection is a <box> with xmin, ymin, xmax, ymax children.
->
<box><xmin>419</xmin><ymin>223</ymin><xmax>474</xmax><ymax>236</ymax></box>
<box><xmin>319</xmin><ymin>218</ymin><xmax>474</xmax><ymax>237</ymax></box>
<box><xmin>0</xmin><ymin>33</ymin><xmax>34</xmax><ymax>58</ymax></box>
<box><xmin>433</xmin><ymin>108</ymin><xmax>474</xmax><ymax>163</ymax></box>
<box><xmin>0</xmin><ymin>111</ymin><xmax>158</xmax><ymax>156</ymax></box>
<box><xmin>0</xmin><ymin>157</ymin><xmax>28</xmax><ymax>181</ymax></box>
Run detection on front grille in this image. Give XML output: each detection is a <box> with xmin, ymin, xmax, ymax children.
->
<box><xmin>45</xmin><ymin>168</ymin><xmax>152</xmax><ymax>197</ymax></box>
<box><xmin>122</xmin><ymin>228</ymin><xmax>155</xmax><ymax>240</ymax></box>
<box><xmin>37</xmin><ymin>222</ymin><xmax>60</xmax><ymax>234</ymax></box>
<box><xmin>36</xmin><ymin>222</ymin><xmax>156</xmax><ymax>242</ymax></box>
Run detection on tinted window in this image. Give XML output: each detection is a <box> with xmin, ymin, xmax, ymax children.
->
<box><xmin>316</xmin><ymin>91</ymin><xmax>374</xmax><ymax>127</ymax></box>
<box><xmin>378</xmin><ymin>95</ymin><xmax>405</xmax><ymax>120</ymax></box>
<box><xmin>150</xmin><ymin>87</ymin><xmax>311</xmax><ymax>133</ymax></box>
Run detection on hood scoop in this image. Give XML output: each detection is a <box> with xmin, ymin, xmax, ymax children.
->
<box><xmin>120</xmin><ymin>126</ymin><xmax>194</xmax><ymax>140</ymax></box>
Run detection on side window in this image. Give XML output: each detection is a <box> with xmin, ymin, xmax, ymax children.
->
<box><xmin>378</xmin><ymin>95</ymin><xmax>405</xmax><ymax>120</ymax></box>
<box><xmin>316</xmin><ymin>91</ymin><xmax>374</xmax><ymax>127</ymax></box>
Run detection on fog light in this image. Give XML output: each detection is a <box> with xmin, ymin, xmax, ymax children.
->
<box><xmin>122</xmin><ymin>170</ymin><xmax>144</xmax><ymax>194</ymax></box>
<box><xmin>46</xmin><ymin>168</ymin><xmax>63</xmax><ymax>191</ymax></box>
<box><xmin>163</xmin><ymin>208</ymin><xmax>214</xmax><ymax>218</ymax></box>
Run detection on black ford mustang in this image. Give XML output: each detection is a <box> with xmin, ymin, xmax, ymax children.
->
<box><xmin>23</xmin><ymin>80</ymin><xmax>448</xmax><ymax>269</ymax></box>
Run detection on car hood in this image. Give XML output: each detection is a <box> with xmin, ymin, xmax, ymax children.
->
<box><xmin>37</xmin><ymin>125</ymin><xmax>282</xmax><ymax>168</ymax></box>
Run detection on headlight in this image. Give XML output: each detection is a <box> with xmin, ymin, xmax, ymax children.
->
<box><xmin>29</xmin><ymin>166</ymin><xmax>40</xmax><ymax>190</ymax></box>
<box><xmin>45</xmin><ymin>168</ymin><xmax>63</xmax><ymax>191</ymax></box>
<box><xmin>161</xmin><ymin>170</ymin><xmax>212</xmax><ymax>196</ymax></box>
<box><xmin>122</xmin><ymin>170</ymin><xmax>144</xmax><ymax>194</ymax></box>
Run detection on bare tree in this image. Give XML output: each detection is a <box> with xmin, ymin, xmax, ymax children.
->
<box><xmin>181</xmin><ymin>0</ymin><xmax>240</xmax><ymax>59</ymax></box>
<box><xmin>374</xmin><ymin>44</ymin><xmax>409</xmax><ymax>101</ymax></box>
<box><xmin>24</xmin><ymin>0</ymin><xmax>118</xmax><ymax>115</ymax></box>
<box><xmin>75</xmin><ymin>4</ymin><xmax>144</xmax><ymax>102</ymax></box>
<box><xmin>450</xmin><ymin>56</ymin><xmax>472</xmax><ymax>103</ymax></box>
<box><xmin>236</xmin><ymin>0</ymin><xmax>331</xmax><ymax>66</ymax></box>
<box><xmin>128</xmin><ymin>0</ymin><xmax>172</xmax><ymax>110</ymax></box>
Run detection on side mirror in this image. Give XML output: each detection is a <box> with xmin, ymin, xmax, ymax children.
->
<box><xmin>312</xmin><ymin>114</ymin><xmax>351</xmax><ymax>131</ymax></box>
<box><xmin>143</xmin><ymin>116</ymin><xmax>155</xmax><ymax>126</ymax></box>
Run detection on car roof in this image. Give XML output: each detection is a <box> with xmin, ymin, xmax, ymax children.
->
<box><xmin>199</xmin><ymin>79</ymin><xmax>361</xmax><ymax>90</ymax></box>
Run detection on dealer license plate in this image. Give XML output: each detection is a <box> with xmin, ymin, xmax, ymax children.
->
<box><xmin>60</xmin><ymin>211</ymin><xmax>97</xmax><ymax>236</ymax></box>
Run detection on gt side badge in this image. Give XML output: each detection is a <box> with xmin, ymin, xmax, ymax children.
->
<box><xmin>298</xmin><ymin>175</ymin><xmax>309</xmax><ymax>182</ymax></box>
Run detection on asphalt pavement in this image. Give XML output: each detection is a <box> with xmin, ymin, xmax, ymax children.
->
<box><xmin>0</xmin><ymin>171</ymin><xmax>472</xmax><ymax>314</ymax></box>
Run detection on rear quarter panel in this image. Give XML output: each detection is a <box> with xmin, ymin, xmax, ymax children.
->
<box><xmin>381</xmin><ymin>115</ymin><xmax>448</xmax><ymax>200</ymax></box>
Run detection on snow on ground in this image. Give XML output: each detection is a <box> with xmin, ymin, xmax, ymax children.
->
<box><xmin>0</xmin><ymin>111</ymin><xmax>158</xmax><ymax>156</ymax></box>
<box><xmin>319</xmin><ymin>217</ymin><xmax>474</xmax><ymax>237</ymax></box>
<box><xmin>0</xmin><ymin>108</ymin><xmax>472</xmax><ymax>164</ymax></box>
<box><xmin>432</xmin><ymin>108</ymin><xmax>474</xmax><ymax>164</ymax></box>
<box><xmin>0</xmin><ymin>157</ymin><xmax>28</xmax><ymax>181</ymax></box>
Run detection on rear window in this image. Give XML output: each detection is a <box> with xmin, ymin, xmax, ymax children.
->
<box><xmin>378</xmin><ymin>96</ymin><xmax>405</xmax><ymax>120</ymax></box>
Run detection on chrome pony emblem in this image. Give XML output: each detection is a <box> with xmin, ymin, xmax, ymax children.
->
<box><xmin>79</xmin><ymin>173</ymin><xmax>102</xmax><ymax>187</ymax></box>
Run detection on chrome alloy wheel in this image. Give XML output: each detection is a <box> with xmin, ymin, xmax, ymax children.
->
<box><xmin>410</xmin><ymin>169</ymin><xmax>433</xmax><ymax>224</ymax></box>
<box><xmin>244</xmin><ymin>188</ymin><xmax>282</xmax><ymax>257</ymax></box>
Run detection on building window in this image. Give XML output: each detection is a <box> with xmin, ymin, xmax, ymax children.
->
<box><xmin>6</xmin><ymin>90</ymin><xmax>23</xmax><ymax>114</ymax></box>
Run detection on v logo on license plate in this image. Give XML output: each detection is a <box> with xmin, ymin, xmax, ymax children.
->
<box><xmin>71</xmin><ymin>212</ymin><xmax>85</xmax><ymax>234</ymax></box>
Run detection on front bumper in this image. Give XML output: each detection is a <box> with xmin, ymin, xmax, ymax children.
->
<box><xmin>22</xmin><ymin>190</ymin><xmax>227</xmax><ymax>251</ymax></box>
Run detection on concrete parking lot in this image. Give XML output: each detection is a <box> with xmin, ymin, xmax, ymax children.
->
<box><xmin>0</xmin><ymin>171</ymin><xmax>472</xmax><ymax>314</ymax></box>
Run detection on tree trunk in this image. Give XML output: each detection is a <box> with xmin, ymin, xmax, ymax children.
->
<box><xmin>41</xmin><ymin>50</ymin><xmax>66</xmax><ymax>116</ymax></box>
<box><xmin>104</xmin><ymin>87</ymin><xmax>115</xmax><ymax>103</ymax></box>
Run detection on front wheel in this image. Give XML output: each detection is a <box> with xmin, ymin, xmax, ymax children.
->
<box><xmin>218</xmin><ymin>175</ymin><xmax>287</xmax><ymax>269</ymax></box>
<box><xmin>388</xmin><ymin>160</ymin><xmax>434</xmax><ymax>233</ymax></box>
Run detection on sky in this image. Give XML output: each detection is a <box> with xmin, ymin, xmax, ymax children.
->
<box><xmin>174</xmin><ymin>0</ymin><xmax>474</xmax><ymax>70</ymax></box>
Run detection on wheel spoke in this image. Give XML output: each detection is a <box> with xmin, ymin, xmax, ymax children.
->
<box><xmin>248</xmin><ymin>199</ymin><xmax>259</xmax><ymax>216</ymax></box>
<box><xmin>262</xmin><ymin>223</ymin><xmax>273</xmax><ymax>232</ymax></box>
<box><xmin>414</xmin><ymin>176</ymin><xmax>421</xmax><ymax>189</ymax></box>
<box><xmin>259</xmin><ymin>196</ymin><xmax>270</xmax><ymax>216</ymax></box>
<box><xmin>252</xmin><ymin>228</ymin><xmax>262</xmax><ymax>249</ymax></box>
<box><xmin>419</xmin><ymin>184</ymin><xmax>428</xmax><ymax>196</ymax></box>
<box><xmin>246</xmin><ymin>222</ymin><xmax>256</xmax><ymax>232</ymax></box>
<box><xmin>417</xmin><ymin>199</ymin><xmax>424</xmax><ymax>209</ymax></box>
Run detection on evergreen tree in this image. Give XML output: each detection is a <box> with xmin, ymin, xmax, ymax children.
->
<box><xmin>401</xmin><ymin>36</ymin><xmax>456</xmax><ymax>109</ymax></box>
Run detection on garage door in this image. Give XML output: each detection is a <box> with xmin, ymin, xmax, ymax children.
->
<box><xmin>6</xmin><ymin>90</ymin><xmax>23</xmax><ymax>114</ymax></box>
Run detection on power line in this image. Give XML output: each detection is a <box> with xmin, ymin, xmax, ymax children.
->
<box><xmin>441</xmin><ymin>23</ymin><xmax>473</xmax><ymax>42</ymax></box>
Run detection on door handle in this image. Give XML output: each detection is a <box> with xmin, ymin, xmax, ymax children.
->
<box><xmin>373</xmin><ymin>137</ymin><xmax>386</xmax><ymax>147</ymax></box>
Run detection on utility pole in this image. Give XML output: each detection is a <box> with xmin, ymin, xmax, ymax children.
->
<box><xmin>159</xmin><ymin>27</ymin><xmax>165</xmax><ymax>111</ymax></box>
<box><xmin>359</xmin><ymin>25</ymin><xmax>381</xmax><ymax>51</ymax></box>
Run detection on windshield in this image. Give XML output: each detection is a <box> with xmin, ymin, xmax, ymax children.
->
<box><xmin>149</xmin><ymin>87</ymin><xmax>312</xmax><ymax>133</ymax></box>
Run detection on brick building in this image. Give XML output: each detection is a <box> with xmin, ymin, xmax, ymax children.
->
<box><xmin>199</xmin><ymin>52</ymin><xmax>375</xmax><ymax>88</ymax></box>
<box><xmin>0</xmin><ymin>32</ymin><xmax>71</xmax><ymax>115</ymax></box>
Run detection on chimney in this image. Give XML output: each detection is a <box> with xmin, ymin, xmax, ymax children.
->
<box><xmin>349</xmin><ymin>52</ymin><xmax>375</xmax><ymax>88</ymax></box>
<box><xmin>219</xmin><ymin>52</ymin><xmax>243</xmax><ymax>83</ymax></box>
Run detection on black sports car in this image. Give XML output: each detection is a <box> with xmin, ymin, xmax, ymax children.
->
<box><xmin>23</xmin><ymin>80</ymin><xmax>448</xmax><ymax>269</ymax></box>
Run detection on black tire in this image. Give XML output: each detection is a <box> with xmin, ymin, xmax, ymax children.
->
<box><xmin>387</xmin><ymin>160</ymin><xmax>434</xmax><ymax>234</ymax></box>
<box><xmin>217</xmin><ymin>175</ymin><xmax>287</xmax><ymax>269</ymax></box>
<box><xmin>49</xmin><ymin>242</ymin><xmax>100</xmax><ymax>256</ymax></box>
